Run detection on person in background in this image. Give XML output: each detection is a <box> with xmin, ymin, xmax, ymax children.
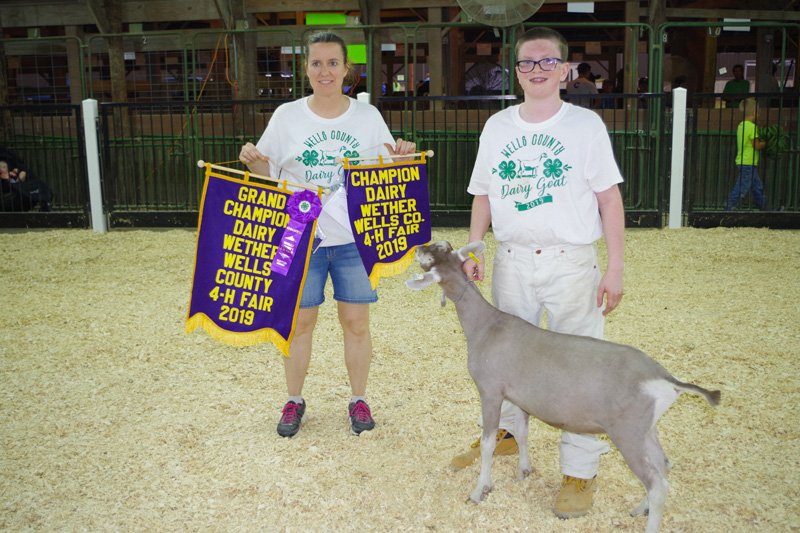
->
<box><xmin>0</xmin><ymin>160</ymin><xmax>26</xmax><ymax>183</ymax></box>
<box><xmin>725</xmin><ymin>97</ymin><xmax>768</xmax><ymax>211</ymax></box>
<box><xmin>761</xmin><ymin>63</ymin><xmax>780</xmax><ymax>108</ymax></box>
<box><xmin>239</xmin><ymin>31</ymin><xmax>416</xmax><ymax>438</ymax></box>
<box><xmin>723</xmin><ymin>64</ymin><xmax>750</xmax><ymax>109</ymax></box>
<box><xmin>600</xmin><ymin>78</ymin><xmax>616</xmax><ymax>109</ymax></box>
<box><xmin>637</xmin><ymin>77</ymin><xmax>649</xmax><ymax>108</ymax></box>
<box><xmin>453</xmin><ymin>27</ymin><xmax>625</xmax><ymax>521</ymax></box>
<box><xmin>0</xmin><ymin>150</ymin><xmax>52</xmax><ymax>212</ymax></box>
<box><xmin>566</xmin><ymin>62</ymin><xmax>598</xmax><ymax>108</ymax></box>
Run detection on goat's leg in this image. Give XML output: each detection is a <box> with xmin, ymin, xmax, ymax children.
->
<box><xmin>514</xmin><ymin>406</ymin><xmax>532</xmax><ymax>481</ymax></box>
<box><xmin>641</xmin><ymin>427</ymin><xmax>670</xmax><ymax>533</ymax></box>
<box><xmin>469</xmin><ymin>395</ymin><xmax>503</xmax><ymax>503</ymax></box>
<box><xmin>612</xmin><ymin>425</ymin><xmax>669</xmax><ymax>533</ymax></box>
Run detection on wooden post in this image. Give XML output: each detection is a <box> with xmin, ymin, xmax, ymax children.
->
<box><xmin>65</xmin><ymin>26</ymin><xmax>85</xmax><ymax>105</ymax></box>
<box><xmin>231</xmin><ymin>4</ymin><xmax>257</xmax><ymax>140</ymax></box>
<box><xmin>360</xmin><ymin>0</ymin><xmax>383</xmax><ymax>106</ymax></box>
<box><xmin>105</xmin><ymin>0</ymin><xmax>127</xmax><ymax>105</ymax></box>
<box><xmin>449</xmin><ymin>25</ymin><xmax>463</xmax><ymax>97</ymax></box>
<box><xmin>0</xmin><ymin>14</ymin><xmax>10</xmax><ymax>139</ymax></box>
<box><xmin>428</xmin><ymin>8</ymin><xmax>443</xmax><ymax>100</ymax></box>
<box><xmin>756</xmin><ymin>27</ymin><xmax>775</xmax><ymax>106</ymax></box>
<box><xmin>702</xmin><ymin>23</ymin><xmax>718</xmax><ymax>108</ymax></box>
<box><xmin>623</xmin><ymin>1</ymin><xmax>638</xmax><ymax>111</ymax></box>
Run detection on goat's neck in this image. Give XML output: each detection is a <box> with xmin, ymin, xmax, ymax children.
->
<box><xmin>441</xmin><ymin>275</ymin><xmax>493</xmax><ymax>326</ymax></box>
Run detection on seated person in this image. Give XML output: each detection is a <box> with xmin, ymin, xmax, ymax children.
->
<box><xmin>0</xmin><ymin>149</ymin><xmax>53</xmax><ymax>212</ymax></box>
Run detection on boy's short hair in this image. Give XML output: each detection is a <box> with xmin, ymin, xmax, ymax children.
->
<box><xmin>515</xmin><ymin>27</ymin><xmax>568</xmax><ymax>61</ymax></box>
<box><xmin>577</xmin><ymin>62</ymin><xmax>592</xmax><ymax>75</ymax></box>
<box><xmin>739</xmin><ymin>97</ymin><xmax>757</xmax><ymax>116</ymax></box>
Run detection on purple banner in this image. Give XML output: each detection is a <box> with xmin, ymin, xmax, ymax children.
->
<box><xmin>345</xmin><ymin>160</ymin><xmax>432</xmax><ymax>288</ymax></box>
<box><xmin>186</xmin><ymin>172</ymin><xmax>317</xmax><ymax>355</ymax></box>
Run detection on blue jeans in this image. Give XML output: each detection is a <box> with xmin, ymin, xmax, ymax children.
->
<box><xmin>727</xmin><ymin>165</ymin><xmax>767</xmax><ymax>209</ymax></box>
<box><xmin>299</xmin><ymin>243</ymin><xmax>377</xmax><ymax>308</ymax></box>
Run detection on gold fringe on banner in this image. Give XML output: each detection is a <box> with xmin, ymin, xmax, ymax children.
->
<box><xmin>186</xmin><ymin>313</ymin><xmax>292</xmax><ymax>356</ymax></box>
<box><xmin>366</xmin><ymin>246</ymin><xmax>418</xmax><ymax>290</ymax></box>
<box><xmin>186</xmin><ymin>162</ymin><xmax>319</xmax><ymax>357</ymax></box>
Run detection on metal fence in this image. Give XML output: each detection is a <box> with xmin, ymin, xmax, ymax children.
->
<box><xmin>0</xmin><ymin>103</ymin><xmax>89</xmax><ymax>227</ymax></box>
<box><xmin>686</xmin><ymin>91</ymin><xmax>800</xmax><ymax>227</ymax></box>
<box><xmin>380</xmin><ymin>92</ymin><xmax>667</xmax><ymax>226</ymax></box>
<box><xmin>94</xmin><ymin>93</ymin><xmax>665</xmax><ymax>227</ymax></box>
<box><xmin>2</xmin><ymin>92</ymin><xmax>799</xmax><ymax>229</ymax></box>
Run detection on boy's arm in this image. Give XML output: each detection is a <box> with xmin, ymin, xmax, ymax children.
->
<box><xmin>596</xmin><ymin>184</ymin><xmax>624</xmax><ymax>315</ymax></box>
<box><xmin>464</xmin><ymin>194</ymin><xmax>492</xmax><ymax>280</ymax></box>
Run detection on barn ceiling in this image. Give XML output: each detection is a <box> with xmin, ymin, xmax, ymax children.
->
<box><xmin>0</xmin><ymin>0</ymin><xmax>797</xmax><ymax>32</ymax></box>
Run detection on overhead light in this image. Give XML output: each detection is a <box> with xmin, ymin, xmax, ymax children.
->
<box><xmin>723</xmin><ymin>18</ymin><xmax>750</xmax><ymax>32</ymax></box>
<box><xmin>568</xmin><ymin>2</ymin><xmax>594</xmax><ymax>13</ymax></box>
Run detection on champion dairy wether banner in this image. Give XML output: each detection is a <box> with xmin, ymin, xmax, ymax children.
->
<box><xmin>345</xmin><ymin>158</ymin><xmax>431</xmax><ymax>289</ymax></box>
<box><xmin>186</xmin><ymin>169</ymin><xmax>321</xmax><ymax>356</ymax></box>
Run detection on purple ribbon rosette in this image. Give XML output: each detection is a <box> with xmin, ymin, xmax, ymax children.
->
<box><xmin>271</xmin><ymin>190</ymin><xmax>322</xmax><ymax>276</ymax></box>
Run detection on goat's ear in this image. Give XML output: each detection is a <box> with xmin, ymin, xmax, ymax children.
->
<box><xmin>455</xmin><ymin>241</ymin><xmax>486</xmax><ymax>261</ymax></box>
<box><xmin>405</xmin><ymin>270</ymin><xmax>441</xmax><ymax>290</ymax></box>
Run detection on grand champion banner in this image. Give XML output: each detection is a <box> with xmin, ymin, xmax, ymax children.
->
<box><xmin>186</xmin><ymin>166</ymin><xmax>321</xmax><ymax>356</ymax></box>
<box><xmin>344</xmin><ymin>157</ymin><xmax>432</xmax><ymax>289</ymax></box>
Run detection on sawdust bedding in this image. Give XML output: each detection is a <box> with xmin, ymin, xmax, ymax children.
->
<box><xmin>1</xmin><ymin>226</ymin><xmax>799</xmax><ymax>532</ymax></box>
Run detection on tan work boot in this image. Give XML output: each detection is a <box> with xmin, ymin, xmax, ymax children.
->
<box><xmin>554</xmin><ymin>475</ymin><xmax>598</xmax><ymax>518</ymax></box>
<box><xmin>450</xmin><ymin>429</ymin><xmax>518</xmax><ymax>469</ymax></box>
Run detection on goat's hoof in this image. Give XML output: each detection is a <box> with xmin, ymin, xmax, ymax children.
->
<box><xmin>631</xmin><ymin>505</ymin><xmax>650</xmax><ymax>517</ymax></box>
<box><xmin>468</xmin><ymin>486</ymin><xmax>491</xmax><ymax>503</ymax></box>
<box><xmin>517</xmin><ymin>468</ymin><xmax>533</xmax><ymax>481</ymax></box>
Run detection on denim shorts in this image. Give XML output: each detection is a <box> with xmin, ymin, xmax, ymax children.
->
<box><xmin>299</xmin><ymin>242</ymin><xmax>378</xmax><ymax>308</ymax></box>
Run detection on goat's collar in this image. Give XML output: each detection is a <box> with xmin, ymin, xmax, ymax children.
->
<box><xmin>451</xmin><ymin>279</ymin><xmax>473</xmax><ymax>305</ymax></box>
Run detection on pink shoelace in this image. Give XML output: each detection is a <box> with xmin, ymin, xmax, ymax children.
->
<box><xmin>349</xmin><ymin>401</ymin><xmax>373</xmax><ymax>422</ymax></box>
<box><xmin>280</xmin><ymin>402</ymin><xmax>301</xmax><ymax>423</ymax></box>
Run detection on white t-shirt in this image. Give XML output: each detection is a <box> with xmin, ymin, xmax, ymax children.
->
<box><xmin>566</xmin><ymin>77</ymin><xmax>598</xmax><ymax>108</ymax></box>
<box><xmin>467</xmin><ymin>102</ymin><xmax>623</xmax><ymax>248</ymax></box>
<box><xmin>256</xmin><ymin>96</ymin><xmax>396</xmax><ymax>246</ymax></box>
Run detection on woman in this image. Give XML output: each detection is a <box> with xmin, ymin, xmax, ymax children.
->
<box><xmin>239</xmin><ymin>31</ymin><xmax>415</xmax><ymax>438</ymax></box>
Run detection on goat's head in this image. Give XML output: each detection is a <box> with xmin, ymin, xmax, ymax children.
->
<box><xmin>405</xmin><ymin>240</ymin><xmax>486</xmax><ymax>292</ymax></box>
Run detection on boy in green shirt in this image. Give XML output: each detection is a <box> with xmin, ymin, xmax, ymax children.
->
<box><xmin>725</xmin><ymin>98</ymin><xmax>768</xmax><ymax>210</ymax></box>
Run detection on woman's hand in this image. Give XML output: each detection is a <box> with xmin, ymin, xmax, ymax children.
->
<box><xmin>239</xmin><ymin>143</ymin><xmax>269</xmax><ymax>165</ymax></box>
<box><xmin>384</xmin><ymin>137</ymin><xmax>416</xmax><ymax>156</ymax></box>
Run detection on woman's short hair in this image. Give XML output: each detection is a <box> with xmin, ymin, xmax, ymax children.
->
<box><xmin>306</xmin><ymin>31</ymin><xmax>349</xmax><ymax>64</ymax></box>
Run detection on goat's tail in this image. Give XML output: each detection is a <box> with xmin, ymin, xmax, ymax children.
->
<box><xmin>670</xmin><ymin>377</ymin><xmax>721</xmax><ymax>407</ymax></box>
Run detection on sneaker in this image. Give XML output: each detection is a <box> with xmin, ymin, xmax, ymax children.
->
<box><xmin>554</xmin><ymin>475</ymin><xmax>598</xmax><ymax>518</ymax></box>
<box><xmin>450</xmin><ymin>429</ymin><xmax>518</xmax><ymax>469</ymax></box>
<box><xmin>348</xmin><ymin>400</ymin><xmax>375</xmax><ymax>435</ymax></box>
<box><xmin>276</xmin><ymin>400</ymin><xmax>306</xmax><ymax>438</ymax></box>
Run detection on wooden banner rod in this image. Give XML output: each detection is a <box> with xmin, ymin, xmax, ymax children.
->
<box><xmin>197</xmin><ymin>160</ymin><xmax>326</xmax><ymax>193</ymax></box>
<box><xmin>335</xmin><ymin>150</ymin><xmax>435</xmax><ymax>164</ymax></box>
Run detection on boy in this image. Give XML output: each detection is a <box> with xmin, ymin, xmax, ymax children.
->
<box><xmin>453</xmin><ymin>27</ymin><xmax>625</xmax><ymax>519</ymax></box>
<box><xmin>725</xmin><ymin>97</ymin><xmax>767</xmax><ymax>210</ymax></box>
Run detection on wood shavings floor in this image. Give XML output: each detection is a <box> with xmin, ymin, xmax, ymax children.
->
<box><xmin>1</xmin><ymin>227</ymin><xmax>798</xmax><ymax>532</ymax></box>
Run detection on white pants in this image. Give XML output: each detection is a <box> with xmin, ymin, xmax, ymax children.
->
<box><xmin>484</xmin><ymin>241</ymin><xmax>610</xmax><ymax>479</ymax></box>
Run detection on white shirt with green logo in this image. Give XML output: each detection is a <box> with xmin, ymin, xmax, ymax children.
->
<box><xmin>256</xmin><ymin>96</ymin><xmax>395</xmax><ymax>246</ymax></box>
<box><xmin>468</xmin><ymin>102</ymin><xmax>623</xmax><ymax>248</ymax></box>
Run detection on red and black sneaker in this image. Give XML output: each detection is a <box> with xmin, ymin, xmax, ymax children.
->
<box><xmin>277</xmin><ymin>400</ymin><xmax>306</xmax><ymax>438</ymax></box>
<box><xmin>348</xmin><ymin>400</ymin><xmax>375</xmax><ymax>436</ymax></box>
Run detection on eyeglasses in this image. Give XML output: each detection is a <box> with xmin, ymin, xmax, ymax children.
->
<box><xmin>515</xmin><ymin>58</ymin><xmax>563</xmax><ymax>73</ymax></box>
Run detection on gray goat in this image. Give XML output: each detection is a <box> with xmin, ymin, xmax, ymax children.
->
<box><xmin>405</xmin><ymin>240</ymin><xmax>720</xmax><ymax>533</ymax></box>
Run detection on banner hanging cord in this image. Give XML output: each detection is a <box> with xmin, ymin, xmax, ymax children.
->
<box><xmin>198</xmin><ymin>160</ymin><xmax>324</xmax><ymax>194</ymax></box>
